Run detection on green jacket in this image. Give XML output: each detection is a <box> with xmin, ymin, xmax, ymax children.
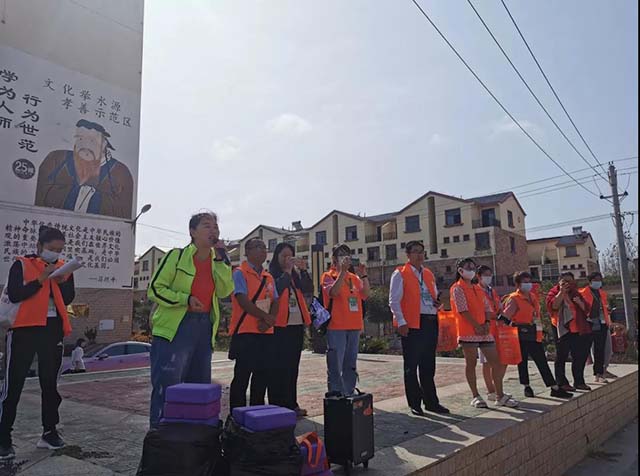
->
<box><xmin>147</xmin><ymin>244</ymin><xmax>234</xmax><ymax>346</ymax></box>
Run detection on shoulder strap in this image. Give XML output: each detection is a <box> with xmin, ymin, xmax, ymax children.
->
<box><xmin>232</xmin><ymin>276</ymin><xmax>268</xmax><ymax>336</ymax></box>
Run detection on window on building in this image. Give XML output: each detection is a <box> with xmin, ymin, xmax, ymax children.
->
<box><xmin>367</xmin><ymin>247</ymin><xmax>380</xmax><ymax>261</ymax></box>
<box><xmin>589</xmin><ymin>247</ymin><xmax>593</xmax><ymax>259</ymax></box>
<box><xmin>357</xmin><ymin>248</ymin><xmax>363</xmax><ymax>254</ymax></box>
<box><xmin>324</xmin><ymin>252</ymin><xmax>329</xmax><ymax>258</ymax></box>
<box><xmin>578</xmin><ymin>264</ymin><xmax>584</xmax><ymax>269</ymax></box>
<box><xmin>445</xmin><ymin>266</ymin><xmax>452</xmax><ymax>273</ymax></box>
<box><xmin>481</xmin><ymin>208</ymin><xmax>497</xmax><ymax>227</ymax></box>
<box><xmin>400</xmin><ymin>242</ymin><xmax>406</xmax><ymax>249</ymax></box>
<box><xmin>570</xmin><ymin>264</ymin><xmax>576</xmax><ymax>270</ymax></box>
<box><xmin>440</xmin><ymin>249</ymin><xmax>448</xmax><ymax>258</ymax></box>
<box><xmin>157</xmin><ymin>258</ymin><xmax>162</xmax><ymax>265</ymax></box>
<box><xmin>133</xmin><ymin>278</ymin><xmax>139</xmax><ymax>288</ymax></box>
<box><xmin>453</xmin><ymin>236</ymin><xmax>460</xmax><ymax>243</ymax></box>
<box><xmin>510</xmin><ymin>237</ymin><xmax>516</xmax><ymax>254</ymax></box>
<box><xmin>463</xmin><ymin>234</ymin><xmax>470</xmax><ymax>241</ymax></box>
<box><xmin>563</xmin><ymin>265</ymin><xmax>568</xmax><ymax>270</ymax></box>
<box><xmin>316</xmin><ymin>231</ymin><xmax>327</xmax><ymax>246</ymax></box>
<box><xmin>142</xmin><ymin>260</ymin><xmax>149</xmax><ymax>272</ymax></box>
<box><xmin>345</xmin><ymin>225</ymin><xmax>358</xmax><ymax>242</ymax></box>
<box><xmin>508</xmin><ymin>210</ymin><xmax>515</xmax><ymax>228</ymax></box>
<box><xmin>580</xmin><ymin>271</ymin><xmax>587</xmax><ymax>278</ymax></box>
<box><xmin>444</xmin><ymin>237</ymin><xmax>450</xmax><ymax>244</ymax></box>
<box><xmin>385</xmin><ymin>244</ymin><xmax>397</xmax><ymax>261</ymax></box>
<box><xmin>445</xmin><ymin>208</ymin><xmax>462</xmax><ymax>226</ymax></box>
<box><xmin>507</xmin><ymin>275</ymin><xmax>515</xmax><ymax>286</ymax></box>
<box><xmin>475</xmin><ymin>232</ymin><xmax>490</xmax><ymax>250</ymax></box>
<box><xmin>405</xmin><ymin>215</ymin><xmax>420</xmax><ymax>233</ymax></box>
<box><xmin>565</xmin><ymin>245</ymin><xmax>578</xmax><ymax>257</ymax></box>
<box><xmin>268</xmin><ymin>239</ymin><xmax>278</xmax><ymax>252</ymax></box>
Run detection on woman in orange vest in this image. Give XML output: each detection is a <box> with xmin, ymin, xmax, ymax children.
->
<box><xmin>0</xmin><ymin>226</ymin><xmax>75</xmax><ymax>461</ymax></box>
<box><xmin>501</xmin><ymin>272</ymin><xmax>572</xmax><ymax>399</ymax></box>
<box><xmin>229</xmin><ymin>238</ymin><xmax>279</xmax><ymax>410</ymax></box>
<box><xmin>579</xmin><ymin>272</ymin><xmax>613</xmax><ymax>383</ymax></box>
<box><xmin>268</xmin><ymin>243</ymin><xmax>313</xmax><ymax>416</ymax></box>
<box><xmin>450</xmin><ymin>258</ymin><xmax>517</xmax><ymax>408</ymax></box>
<box><xmin>322</xmin><ymin>244</ymin><xmax>370</xmax><ymax>397</ymax></box>
<box><xmin>475</xmin><ymin>265</ymin><xmax>507</xmax><ymax>403</ymax></box>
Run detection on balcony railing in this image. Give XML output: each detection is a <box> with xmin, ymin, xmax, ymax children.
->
<box><xmin>365</xmin><ymin>234</ymin><xmax>382</xmax><ymax>243</ymax></box>
<box><xmin>383</xmin><ymin>231</ymin><xmax>397</xmax><ymax>241</ymax></box>
<box><xmin>297</xmin><ymin>244</ymin><xmax>310</xmax><ymax>252</ymax></box>
<box><xmin>472</xmin><ymin>219</ymin><xmax>501</xmax><ymax>229</ymax></box>
<box><xmin>474</xmin><ymin>248</ymin><xmax>493</xmax><ymax>257</ymax></box>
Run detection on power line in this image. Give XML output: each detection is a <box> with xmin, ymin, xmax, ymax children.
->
<box><xmin>409</xmin><ymin>0</ymin><xmax>600</xmax><ymax>198</ymax></box>
<box><xmin>500</xmin><ymin>0</ymin><xmax>608</xmax><ymax>177</ymax></box>
<box><xmin>466</xmin><ymin>0</ymin><xmax>607</xmax><ymax>181</ymax></box>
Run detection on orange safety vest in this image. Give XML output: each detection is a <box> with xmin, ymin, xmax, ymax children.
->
<box><xmin>275</xmin><ymin>283</ymin><xmax>311</xmax><ymax>328</ymax></box>
<box><xmin>579</xmin><ymin>286</ymin><xmax>612</xmax><ymax>326</ymax></box>
<box><xmin>394</xmin><ymin>263</ymin><xmax>437</xmax><ymax>329</ymax></box>
<box><xmin>321</xmin><ymin>268</ymin><xmax>364</xmax><ymax>331</ymax></box>
<box><xmin>505</xmin><ymin>290</ymin><xmax>543</xmax><ymax>342</ymax></box>
<box><xmin>12</xmin><ymin>257</ymin><xmax>72</xmax><ymax>336</ymax></box>
<box><xmin>450</xmin><ymin>280</ymin><xmax>486</xmax><ymax>337</ymax></box>
<box><xmin>230</xmin><ymin>262</ymin><xmax>276</xmax><ymax>335</ymax></box>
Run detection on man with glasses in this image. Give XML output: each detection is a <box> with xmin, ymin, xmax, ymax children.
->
<box><xmin>389</xmin><ymin>241</ymin><xmax>449</xmax><ymax>416</ymax></box>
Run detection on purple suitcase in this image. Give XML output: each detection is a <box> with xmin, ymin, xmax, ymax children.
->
<box><xmin>231</xmin><ymin>405</ymin><xmax>278</xmax><ymax>426</ymax></box>
<box><xmin>243</xmin><ymin>407</ymin><xmax>297</xmax><ymax>432</ymax></box>
<box><xmin>164</xmin><ymin>400</ymin><xmax>221</xmax><ymax>420</ymax></box>
<box><xmin>165</xmin><ymin>383</ymin><xmax>221</xmax><ymax>404</ymax></box>
<box><xmin>160</xmin><ymin>416</ymin><xmax>220</xmax><ymax>427</ymax></box>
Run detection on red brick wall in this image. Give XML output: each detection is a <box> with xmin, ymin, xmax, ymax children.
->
<box><xmin>69</xmin><ymin>288</ymin><xmax>134</xmax><ymax>345</ymax></box>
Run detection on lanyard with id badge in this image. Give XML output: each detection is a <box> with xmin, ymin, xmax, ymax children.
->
<box><xmin>347</xmin><ymin>278</ymin><xmax>359</xmax><ymax>313</ymax></box>
<box><xmin>418</xmin><ymin>272</ymin><xmax>433</xmax><ymax>307</ymax></box>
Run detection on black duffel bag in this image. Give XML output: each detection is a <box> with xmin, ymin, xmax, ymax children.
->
<box><xmin>221</xmin><ymin>416</ymin><xmax>302</xmax><ymax>476</ymax></box>
<box><xmin>137</xmin><ymin>422</ymin><xmax>222</xmax><ymax>476</ymax></box>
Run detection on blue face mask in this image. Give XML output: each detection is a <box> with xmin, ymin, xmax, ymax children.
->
<box><xmin>590</xmin><ymin>281</ymin><xmax>603</xmax><ymax>290</ymax></box>
<box><xmin>520</xmin><ymin>283</ymin><xmax>533</xmax><ymax>292</ymax></box>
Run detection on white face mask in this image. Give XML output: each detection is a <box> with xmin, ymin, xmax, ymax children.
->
<box><xmin>520</xmin><ymin>283</ymin><xmax>533</xmax><ymax>292</ymax></box>
<box><xmin>40</xmin><ymin>249</ymin><xmax>60</xmax><ymax>264</ymax></box>
<box><xmin>481</xmin><ymin>276</ymin><xmax>493</xmax><ymax>286</ymax></box>
<box><xmin>460</xmin><ymin>269</ymin><xmax>476</xmax><ymax>281</ymax></box>
<box><xmin>590</xmin><ymin>281</ymin><xmax>603</xmax><ymax>290</ymax></box>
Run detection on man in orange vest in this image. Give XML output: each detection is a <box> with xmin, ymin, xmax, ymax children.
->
<box><xmin>321</xmin><ymin>244</ymin><xmax>370</xmax><ymax>397</ymax></box>
<box><xmin>389</xmin><ymin>241</ymin><xmax>449</xmax><ymax>416</ymax></box>
<box><xmin>228</xmin><ymin>238</ymin><xmax>279</xmax><ymax>409</ymax></box>
<box><xmin>579</xmin><ymin>272</ymin><xmax>614</xmax><ymax>383</ymax></box>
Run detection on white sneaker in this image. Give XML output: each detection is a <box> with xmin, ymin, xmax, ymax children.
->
<box><xmin>487</xmin><ymin>392</ymin><xmax>511</xmax><ymax>402</ymax></box>
<box><xmin>471</xmin><ymin>396</ymin><xmax>488</xmax><ymax>408</ymax></box>
<box><xmin>595</xmin><ymin>376</ymin><xmax>609</xmax><ymax>384</ymax></box>
<box><xmin>495</xmin><ymin>394</ymin><xmax>519</xmax><ymax>408</ymax></box>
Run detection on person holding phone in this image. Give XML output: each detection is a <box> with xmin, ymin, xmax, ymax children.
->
<box><xmin>389</xmin><ymin>241</ymin><xmax>449</xmax><ymax>416</ymax></box>
<box><xmin>147</xmin><ymin>212</ymin><xmax>234</xmax><ymax>428</ymax></box>
<box><xmin>229</xmin><ymin>238</ymin><xmax>279</xmax><ymax>409</ymax></box>
<box><xmin>547</xmin><ymin>272</ymin><xmax>593</xmax><ymax>391</ymax></box>
<box><xmin>269</xmin><ymin>243</ymin><xmax>314</xmax><ymax>416</ymax></box>
<box><xmin>450</xmin><ymin>258</ymin><xmax>518</xmax><ymax>409</ymax></box>
<box><xmin>322</xmin><ymin>244</ymin><xmax>370</xmax><ymax>397</ymax></box>
<box><xmin>0</xmin><ymin>226</ymin><xmax>75</xmax><ymax>460</ymax></box>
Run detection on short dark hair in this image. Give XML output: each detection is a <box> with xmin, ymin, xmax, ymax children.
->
<box><xmin>189</xmin><ymin>212</ymin><xmax>218</xmax><ymax>232</ymax></box>
<box><xmin>38</xmin><ymin>226</ymin><xmax>65</xmax><ymax>245</ymax></box>
<box><xmin>75</xmin><ymin>338</ymin><xmax>86</xmax><ymax>347</ymax></box>
<box><xmin>560</xmin><ymin>271</ymin><xmax>575</xmax><ymax>280</ymax></box>
<box><xmin>514</xmin><ymin>271</ymin><xmax>532</xmax><ymax>285</ymax></box>
<box><xmin>245</xmin><ymin>238</ymin><xmax>264</xmax><ymax>253</ymax></box>
<box><xmin>405</xmin><ymin>241</ymin><xmax>424</xmax><ymax>253</ymax></box>
<box><xmin>332</xmin><ymin>244</ymin><xmax>351</xmax><ymax>257</ymax></box>
<box><xmin>455</xmin><ymin>257</ymin><xmax>477</xmax><ymax>281</ymax></box>
<box><xmin>588</xmin><ymin>272</ymin><xmax>603</xmax><ymax>281</ymax></box>
<box><xmin>477</xmin><ymin>265</ymin><xmax>493</xmax><ymax>276</ymax></box>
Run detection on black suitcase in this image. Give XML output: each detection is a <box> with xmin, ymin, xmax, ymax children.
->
<box><xmin>323</xmin><ymin>392</ymin><xmax>374</xmax><ymax>474</ymax></box>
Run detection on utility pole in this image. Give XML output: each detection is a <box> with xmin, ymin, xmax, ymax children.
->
<box><xmin>602</xmin><ymin>163</ymin><xmax>636</xmax><ymax>339</ymax></box>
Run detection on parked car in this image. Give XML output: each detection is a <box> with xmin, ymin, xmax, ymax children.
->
<box><xmin>61</xmin><ymin>341</ymin><xmax>151</xmax><ymax>374</ymax></box>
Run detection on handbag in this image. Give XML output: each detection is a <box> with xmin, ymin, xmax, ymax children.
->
<box><xmin>517</xmin><ymin>324</ymin><xmax>538</xmax><ymax>342</ymax></box>
<box><xmin>0</xmin><ymin>264</ymin><xmax>21</xmax><ymax>329</ymax></box>
<box><xmin>228</xmin><ymin>277</ymin><xmax>267</xmax><ymax>360</ymax></box>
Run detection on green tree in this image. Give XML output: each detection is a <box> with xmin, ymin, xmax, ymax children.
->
<box><xmin>365</xmin><ymin>286</ymin><xmax>393</xmax><ymax>336</ymax></box>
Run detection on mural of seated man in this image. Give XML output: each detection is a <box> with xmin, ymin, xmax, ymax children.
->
<box><xmin>35</xmin><ymin>119</ymin><xmax>134</xmax><ymax>219</ymax></box>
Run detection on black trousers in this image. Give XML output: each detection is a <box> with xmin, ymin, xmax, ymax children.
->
<box><xmin>517</xmin><ymin>340</ymin><xmax>557</xmax><ymax>387</ymax></box>
<box><xmin>591</xmin><ymin>325</ymin><xmax>608</xmax><ymax>376</ymax></box>
<box><xmin>401</xmin><ymin>315</ymin><xmax>439</xmax><ymax>409</ymax></box>
<box><xmin>0</xmin><ymin>317</ymin><xmax>64</xmax><ymax>446</ymax></box>
<box><xmin>555</xmin><ymin>332</ymin><xmax>593</xmax><ymax>386</ymax></box>
<box><xmin>268</xmin><ymin>325</ymin><xmax>305</xmax><ymax>410</ymax></box>
<box><xmin>229</xmin><ymin>333</ymin><xmax>274</xmax><ymax>410</ymax></box>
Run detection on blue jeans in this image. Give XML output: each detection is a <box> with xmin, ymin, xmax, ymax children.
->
<box><xmin>326</xmin><ymin>329</ymin><xmax>360</xmax><ymax>396</ymax></box>
<box><xmin>149</xmin><ymin>312</ymin><xmax>213</xmax><ymax>427</ymax></box>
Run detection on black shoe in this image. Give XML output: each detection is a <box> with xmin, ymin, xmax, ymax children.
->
<box><xmin>426</xmin><ymin>404</ymin><xmax>450</xmax><ymax>415</ymax></box>
<box><xmin>0</xmin><ymin>444</ymin><xmax>15</xmax><ymax>461</ymax></box>
<box><xmin>574</xmin><ymin>384</ymin><xmax>592</xmax><ymax>391</ymax></box>
<box><xmin>37</xmin><ymin>429</ymin><xmax>65</xmax><ymax>450</ymax></box>
<box><xmin>410</xmin><ymin>407</ymin><xmax>426</xmax><ymax>417</ymax></box>
<box><xmin>551</xmin><ymin>388</ymin><xmax>573</xmax><ymax>399</ymax></box>
<box><xmin>524</xmin><ymin>386</ymin><xmax>534</xmax><ymax>398</ymax></box>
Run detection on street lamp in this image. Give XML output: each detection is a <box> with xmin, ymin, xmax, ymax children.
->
<box><xmin>132</xmin><ymin>204</ymin><xmax>152</xmax><ymax>227</ymax></box>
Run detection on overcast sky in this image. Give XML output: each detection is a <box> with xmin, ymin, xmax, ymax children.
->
<box><xmin>135</xmin><ymin>0</ymin><xmax>638</xmax><ymax>255</ymax></box>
